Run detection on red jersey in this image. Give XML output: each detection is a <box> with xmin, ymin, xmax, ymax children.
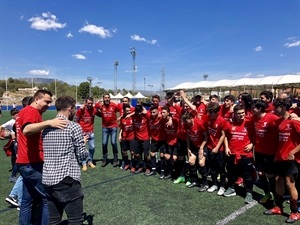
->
<box><xmin>148</xmin><ymin>116</ymin><xmax>166</xmax><ymax>141</ymax></box>
<box><xmin>290</xmin><ymin>107</ymin><xmax>300</xmax><ymax>117</ymax></box>
<box><xmin>225</xmin><ymin>120</ymin><xmax>254</xmax><ymax>157</ymax></box>
<box><xmin>252</xmin><ymin>113</ymin><xmax>280</xmax><ymax>155</ymax></box>
<box><xmin>98</xmin><ymin>102</ymin><xmax>120</xmax><ymax>128</ymax></box>
<box><xmin>164</xmin><ymin>117</ymin><xmax>179</xmax><ymax>146</ymax></box>
<box><xmin>196</xmin><ymin>103</ymin><xmax>207</xmax><ymax>117</ymax></box>
<box><xmin>75</xmin><ymin>107</ymin><xmax>101</xmax><ymax>132</ymax></box>
<box><xmin>187</xmin><ymin>118</ymin><xmax>207</xmax><ymax>147</ymax></box>
<box><xmin>132</xmin><ymin>114</ymin><xmax>149</xmax><ymax>140</ymax></box>
<box><xmin>118</xmin><ymin>103</ymin><xmax>135</xmax><ymax>116</ymax></box>
<box><xmin>275</xmin><ymin>118</ymin><xmax>300</xmax><ymax>163</ymax></box>
<box><xmin>244</xmin><ymin>109</ymin><xmax>253</xmax><ymax>122</ymax></box>
<box><xmin>119</xmin><ymin>117</ymin><xmax>134</xmax><ymax>141</ymax></box>
<box><xmin>220</xmin><ymin>104</ymin><xmax>233</xmax><ymax>122</ymax></box>
<box><xmin>265</xmin><ymin>102</ymin><xmax>274</xmax><ymax>114</ymax></box>
<box><xmin>207</xmin><ymin>115</ymin><xmax>228</xmax><ymax>151</ymax></box>
<box><xmin>166</xmin><ymin>103</ymin><xmax>178</xmax><ymax>119</ymax></box>
<box><xmin>16</xmin><ymin>106</ymin><xmax>44</xmax><ymax>163</ymax></box>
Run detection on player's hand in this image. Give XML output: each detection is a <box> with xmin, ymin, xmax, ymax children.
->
<box><xmin>287</xmin><ymin>153</ymin><xmax>295</xmax><ymax>161</ymax></box>
<box><xmin>225</xmin><ymin>148</ymin><xmax>231</xmax><ymax>156</ymax></box>
<box><xmin>50</xmin><ymin>118</ymin><xmax>69</xmax><ymax>129</ymax></box>
<box><xmin>212</xmin><ymin>147</ymin><xmax>219</xmax><ymax>154</ymax></box>
<box><xmin>244</xmin><ymin>143</ymin><xmax>253</xmax><ymax>153</ymax></box>
<box><xmin>80</xmin><ymin>103</ymin><xmax>86</xmax><ymax>110</ymax></box>
<box><xmin>83</xmin><ymin>135</ymin><xmax>89</xmax><ymax>144</ymax></box>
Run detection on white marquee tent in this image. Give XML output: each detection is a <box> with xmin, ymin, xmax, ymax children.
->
<box><xmin>124</xmin><ymin>92</ymin><xmax>133</xmax><ymax>98</ymax></box>
<box><xmin>166</xmin><ymin>74</ymin><xmax>300</xmax><ymax>92</ymax></box>
<box><xmin>133</xmin><ymin>92</ymin><xmax>147</xmax><ymax>99</ymax></box>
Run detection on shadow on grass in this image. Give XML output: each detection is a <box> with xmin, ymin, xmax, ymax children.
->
<box><xmin>58</xmin><ymin>213</ymin><xmax>94</xmax><ymax>225</ymax></box>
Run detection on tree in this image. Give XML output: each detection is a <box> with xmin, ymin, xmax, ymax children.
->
<box><xmin>77</xmin><ymin>82</ymin><xmax>90</xmax><ymax>100</ymax></box>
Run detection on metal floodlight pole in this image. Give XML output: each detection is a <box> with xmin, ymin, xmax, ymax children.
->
<box><xmin>87</xmin><ymin>76</ymin><xmax>93</xmax><ymax>97</ymax></box>
<box><xmin>114</xmin><ymin>61</ymin><xmax>119</xmax><ymax>93</ymax></box>
<box><xmin>148</xmin><ymin>84</ymin><xmax>154</xmax><ymax>92</ymax></box>
<box><xmin>130</xmin><ymin>47</ymin><xmax>136</xmax><ymax>92</ymax></box>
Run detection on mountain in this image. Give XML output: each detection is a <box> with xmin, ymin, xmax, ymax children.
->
<box><xmin>18</xmin><ymin>78</ymin><xmax>62</xmax><ymax>84</ymax></box>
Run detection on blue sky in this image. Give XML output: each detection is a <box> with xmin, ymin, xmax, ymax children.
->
<box><xmin>0</xmin><ymin>0</ymin><xmax>299</xmax><ymax>91</ymax></box>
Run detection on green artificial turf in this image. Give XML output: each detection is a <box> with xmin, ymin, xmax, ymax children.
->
<box><xmin>0</xmin><ymin>110</ymin><xmax>290</xmax><ymax>225</ymax></box>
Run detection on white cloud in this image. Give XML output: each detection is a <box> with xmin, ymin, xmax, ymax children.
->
<box><xmin>81</xmin><ymin>50</ymin><xmax>92</xmax><ymax>54</ymax></box>
<box><xmin>149</xmin><ymin>39</ymin><xmax>158</xmax><ymax>45</ymax></box>
<box><xmin>72</xmin><ymin>54</ymin><xmax>86</xmax><ymax>60</ymax></box>
<box><xmin>131</xmin><ymin>34</ymin><xmax>147</xmax><ymax>42</ymax></box>
<box><xmin>28</xmin><ymin>12</ymin><xmax>66</xmax><ymax>31</ymax></box>
<box><xmin>284</xmin><ymin>40</ymin><xmax>300</xmax><ymax>48</ymax></box>
<box><xmin>112</xmin><ymin>28</ymin><xmax>117</xmax><ymax>33</ymax></box>
<box><xmin>66</xmin><ymin>32</ymin><xmax>73</xmax><ymax>38</ymax></box>
<box><xmin>243</xmin><ymin>73</ymin><xmax>252</xmax><ymax>77</ymax></box>
<box><xmin>254</xmin><ymin>46</ymin><xmax>262</xmax><ymax>52</ymax></box>
<box><xmin>280</xmin><ymin>53</ymin><xmax>284</xmax><ymax>57</ymax></box>
<box><xmin>78</xmin><ymin>23</ymin><xmax>112</xmax><ymax>38</ymax></box>
<box><xmin>131</xmin><ymin>34</ymin><xmax>158</xmax><ymax>45</ymax></box>
<box><xmin>97</xmin><ymin>50</ymin><xmax>102</xmax><ymax>53</ymax></box>
<box><xmin>20</xmin><ymin>15</ymin><xmax>24</xmax><ymax>20</ymax></box>
<box><xmin>287</xmin><ymin>36</ymin><xmax>297</xmax><ymax>41</ymax></box>
<box><xmin>29</xmin><ymin>70</ymin><xmax>49</xmax><ymax>76</ymax></box>
<box><xmin>256</xmin><ymin>74</ymin><xmax>265</xmax><ymax>77</ymax></box>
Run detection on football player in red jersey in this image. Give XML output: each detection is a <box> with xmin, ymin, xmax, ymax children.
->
<box><xmin>206</xmin><ymin>102</ymin><xmax>228</xmax><ymax>194</ymax></box>
<box><xmin>264</xmin><ymin>98</ymin><xmax>300</xmax><ymax>223</ymax></box>
<box><xmin>224</xmin><ymin>104</ymin><xmax>255</xmax><ymax>203</ymax></box>
<box><xmin>193</xmin><ymin>95</ymin><xmax>207</xmax><ymax>119</ymax></box>
<box><xmin>183</xmin><ymin>112</ymin><xmax>208</xmax><ymax>190</ymax></box>
<box><xmin>238</xmin><ymin>92</ymin><xmax>253</xmax><ymax>121</ymax></box>
<box><xmin>118</xmin><ymin>104</ymin><xmax>135</xmax><ymax>171</ymax></box>
<box><xmin>97</xmin><ymin>94</ymin><xmax>120</xmax><ymax>167</ymax></box>
<box><xmin>260</xmin><ymin>90</ymin><xmax>274</xmax><ymax>113</ymax></box>
<box><xmin>75</xmin><ymin>97</ymin><xmax>101</xmax><ymax>171</ymax></box>
<box><xmin>251</xmin><ymin>100</ymin><xmax>280</xmax><ymax>204</ymax></box>
<box><xmin>161</xmin><ymin>106</ymin><xmax>179</xmax><ymax>179</ymax></box>
<box><xmin>146</xmin><ymin>106</ymin><xmax>166</xmax><ymax>176</ymax></box>
<box><xmin>131</xmin><ymin>105</ymin><xmax>150</xmax><ymax>174</ymax></box>
<box><xmin>220</xmin><ymin>95</ymin><xmax>235</xmax><ymax>122</ymax></box>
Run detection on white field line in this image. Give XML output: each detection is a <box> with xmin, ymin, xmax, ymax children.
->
<box><xmin>215</xmin><ymin>201</ymin><xmax>258</xmax><ymax>225</ymax></box>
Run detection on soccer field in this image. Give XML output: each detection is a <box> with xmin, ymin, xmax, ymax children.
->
<box><xmin>0</xmin><ymin>110</ymin><xmax>291</xmax><ymax>225</ymax></box>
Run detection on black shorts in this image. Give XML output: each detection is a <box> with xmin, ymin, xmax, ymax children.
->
<box><xmin>177</xmin><ymin>138</ymin><xmax>187</xmax><ymax>156</ymax></box>
<box><xmin>189</xmin><ymin>143</ymin><xmax>208</xmax><ymax>158</ymax></box>
<box><xmin>206</xmin><ymin>148</ymin><xmax>225</xmax><ymax>167</ymax></box>
<box><xmin>274</xmin><ymin>161</ymin><xmax>299</xmax><ymax>178</ymax></box>
<box><xmin>121</xmin><ymin>140</ymin><xmax>135</xmax><ymax>152</ymax></box>
<box><xmin>165</xmin><ymin>144</ymin><xmax>177</xmax><ymax>155</ymax></box>
<box><xmin>150</xmin><ymin>140</ymin><xmax>166</xmax><ymax>153</ymax></box>
<box><xmin>255</xmin><ymin>152</ymin><xmax>275</xmax><ymax>174</ymax></box>
<box><xmin>134</xmin><ymin>139</ymin><xmax>150</xmax><ymax>156</ymax></box>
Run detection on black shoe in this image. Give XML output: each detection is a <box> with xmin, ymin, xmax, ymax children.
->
<box><xmin>113</xmin><ymin>159</ymin><xmax>119</xmax><ymax>167</ymax></box>
<box><xmin>5</xmin><ymin>196</ymin><xmax>18</xmax><ymax>207</ymax></box>
<box><xmin>145</xmin><ymin>171</ymin><xmax>156</xmax><ymax>176</ymax></box>
<box><xmin>101</xmin><ymin>159</ymin><xmax>107</xmax><ymax>167</ymax></box>
<box><xmin>163</xmin><ymin>174</ymin><xmax>172</xmax><ymax>180</ymax></box>
<box><xmin>159</xmin><ymin>172</ymin><xmax>165</xmax><ymax>179</ymax></box>
<box><xmin>135</xmin><ymin>167</ymin><xmax>144</xmax><ymax>174</ymax></box>
<box><xmin>198</xmin><ymin>184</ymin><xmax>209</xmax><ymax>192</ymax></box>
